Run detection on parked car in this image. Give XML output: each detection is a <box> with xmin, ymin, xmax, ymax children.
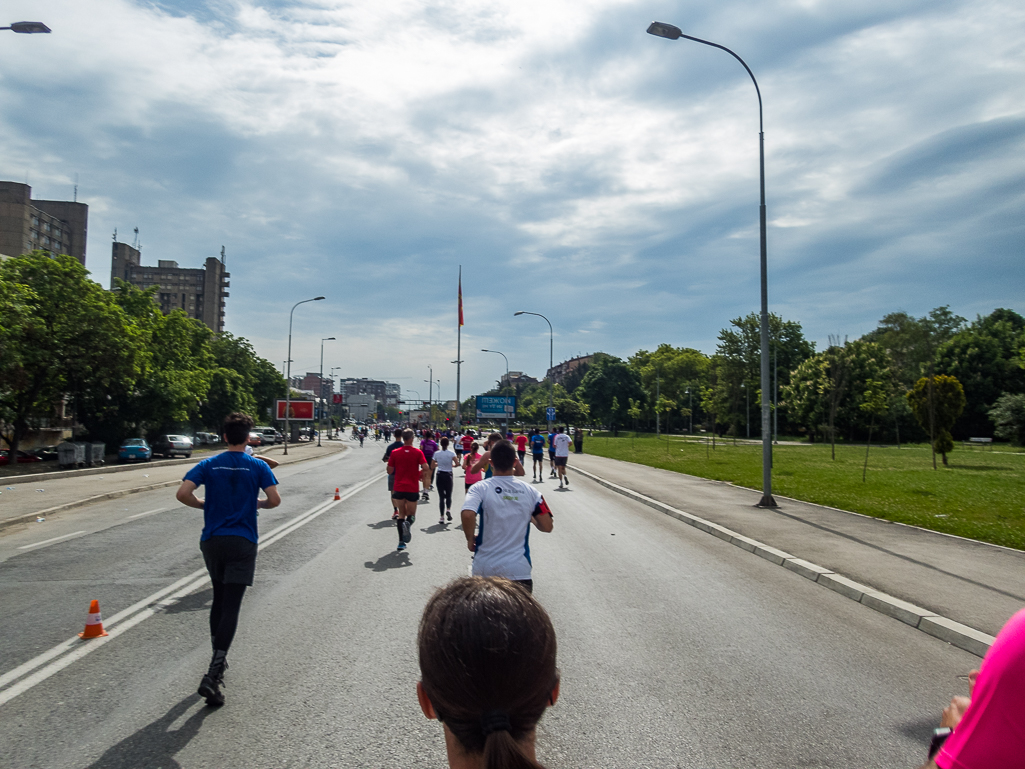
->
<box><xmin>255</xmin><ymin>427</ymin><xmax>279</xmax><ymax>445</ymax></box>
<box><xmin>28</xmin><ymin>446</ymin><xmax>59</xmax><ymax>461</ymax></box>
<box><xmin>248</xmin><ymin>432</ymin><xmax>264</xmax><ymax>447</ymax></box>
<box><xmin>118</xmin><ymin>438</ymin><xmax>152</xmax><ymax>463</ymax></box>
<box><xmin>151</xmin><ymin>435</ymin><xmax>193</xmax><ymax>458</ymax></box>
<box><xmin>0</xmin><ymin>450</ymin><xmax>43</xmax><ymax>465</ymax></box>
<box><xmin>194</xmin><ymin>432</ymin><xmax>220</xmax><ymax>446</ymax></box>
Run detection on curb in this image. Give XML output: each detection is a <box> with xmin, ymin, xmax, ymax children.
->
<box><xmin>573</xmin><ymin>466</ymin><xmax>995</xmax><ymax>658</ymax></box>
<box><xmin>0</xmin><ymin>445</ymin><xmax>347</xmax><ymax>533</ymax></box>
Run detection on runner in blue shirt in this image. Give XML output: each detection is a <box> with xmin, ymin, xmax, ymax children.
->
<box><xmin>529</xmin><ymin>428</ymin><xmax>546</xmax><ymax>482</ymax></box>
<box><xmin>176</xmin><ymin>412</ymin><xmax>280</xmax><ymax>707</ymax></box>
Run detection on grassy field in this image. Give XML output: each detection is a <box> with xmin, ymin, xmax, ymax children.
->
<box><xmin>583</xmin><ymin>433</ymin><xmax>1025</xmax><ymax>551</ymax></box>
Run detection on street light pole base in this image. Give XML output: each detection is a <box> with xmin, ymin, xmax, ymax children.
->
<box><xmin>756</xmin><ymin>494</ymin><xmax>778</xmax><ymax>508</ymax></box>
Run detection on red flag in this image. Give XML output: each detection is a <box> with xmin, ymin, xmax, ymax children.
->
<box><xmin>458</xmin><ymin>270</ymin><xmax>464</xmax><ymax>327</ymax></box>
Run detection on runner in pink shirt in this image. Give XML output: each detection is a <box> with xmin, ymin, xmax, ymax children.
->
<box><xmin>925</xmin><ymin>607</ymin><xmax>1025</xmax><ymax>769</ymax></box>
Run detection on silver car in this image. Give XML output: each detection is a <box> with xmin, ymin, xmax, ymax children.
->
<box><xmin>152</xmin><ymin>434</ymin><xmax>193</xmax><ymax>458</ymax></box>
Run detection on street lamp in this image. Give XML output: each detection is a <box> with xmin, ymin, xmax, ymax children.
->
<box><xmin>406</xmin><ymin>389</ymin><xmax>421</xmax><ymax>425</ymax></box>
<box><xmin>514</xmin><ymin>312</ymin><xmax>554</xmax><ymax>433</ymax></box>
<box><xmin>317</xmin><ymin>337</ymin><xmax>335</xmax><ymax>447</ymax></box>
<box><xmin>647</xmin><ymin>21</ymin><xmax>776</xmax><ymax>507</ymax></box>
<box><xmin>425</xmin><ymin>366</ymin><xmax>433</xmax><ymax>428</ymax></box>
<box><xmin>1</xmin><ymin>22</ymin><xmax>51</xmax><ymax>33</ymax></box>
<box><xmin>284</xmin><ymin>296</ymin><xmax>325</xmax><ymax>455</ymax></box>
<box><xmin>483</xmin><ymin>349</ymin><xmax>511</xmax><ymax>432</ymax></box>
<box><xmin>330</xmin><ymin>366</ymin><xmax>342</xmax><ymax>435</ymax></box>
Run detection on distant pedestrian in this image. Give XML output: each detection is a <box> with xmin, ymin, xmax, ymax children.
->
<box><xmin>552</xmin><ymin>427</ymin><xmax>572</xmax><ymax>488</ymax></box>
<box><xmin>461</xmin><ymin>440</ymin><xmax>552</xmax><ymax>593</ymax></box>
<box><xmin>175</xmin><ymin>412</ymin><xmax>281</xmax><ymax>707</ymax></box>
<box><xmin>388</xmin><ymin>429</ymin><xmax>430</xmax><ymax>552</ymax></box>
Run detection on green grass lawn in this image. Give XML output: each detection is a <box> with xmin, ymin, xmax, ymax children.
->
<box><xmin>584</xmin><ymin>433</ymin><xmax>1025</xmax><ymax>550</ymax></box>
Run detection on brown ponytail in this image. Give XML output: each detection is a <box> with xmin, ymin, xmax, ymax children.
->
<box><xmin>418</xmin><ymin>578</ymin><xmax>558</xmax><ymax>769</ymax></box>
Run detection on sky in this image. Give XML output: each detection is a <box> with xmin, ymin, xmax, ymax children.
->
<box><xmin>1</xmin><ymin>0</ymin><xmax>1023</xmax><ymax>401</ymax></box>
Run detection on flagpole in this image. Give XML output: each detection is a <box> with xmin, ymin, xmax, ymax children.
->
<box><xmin>454</xmin><ymin>265</ymin><xmax>463</xmax><ymax>429</ymax></box>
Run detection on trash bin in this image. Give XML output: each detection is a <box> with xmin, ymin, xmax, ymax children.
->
<box><xmin>57</xmin><ymin>442</ymin><xmax>80</xmax><ymax>469</ymax></box>
<box><xmin>90</xmin><ymin>443</ymin><xmax>106</xmax><ymax>467</ymax></box>
<box><xmin>73</xmin><ymin>442</ymin><xmax>90</xmax><ymax>468</ymax></box>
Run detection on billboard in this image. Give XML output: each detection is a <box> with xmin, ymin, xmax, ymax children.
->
<box><xmin>476</xmin><ymin>395</ymin><xmax>516</xmax><ymax>420</ymax></box>
<box><xmin>276</xmin><ymin>400</ymin><xmax>315</xmax><ymax>420</ymax></box>
<box><xmin>333</xmin><ymin>394</ymin><xmax>344</xmax><ymax>404</ymax></box>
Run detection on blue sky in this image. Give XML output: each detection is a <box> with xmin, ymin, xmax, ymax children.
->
<box><xmin>2</xmin><ymin>0</ymin><xmax>1022</xmax><ymax>400</ymax></box>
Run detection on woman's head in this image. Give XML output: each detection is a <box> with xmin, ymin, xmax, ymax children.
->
<box><xmin>440</xmin><ymin>437</ymin><xmax>449</xmax><ymax>449</ymax></box>
<box><xmin>469</xmin><ymin>442</ymin><xmax>479</xmax><ymax>455</ymax></box>
<box><xmin>418</xmin><ymin>578</ymin><xmax>558</xmax><ymax>769</ymax></box>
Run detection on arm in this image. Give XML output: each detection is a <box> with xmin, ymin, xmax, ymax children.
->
<box><xmin>421</xmin><ymin>463</ymin><xmax>431</xmax><ymax>487</ymax></box>
<box><xmin>532</xmin><ymin>513</ymin><xmax>553</xmax><ymax>532</ymax></box>
<box><xmin>461</xmin><ymin>508</ymin><xmax>477</xmax><ymax>551</ymax></box>
<box><xmin>430</xmin><ymin>459</ymin><xmax>438</xmax><ymax>472</ymax></box>
<box><xmin>513</xmin><ymin>458</ymin><xmax>525</xmax><ymax>476</ymax></box>
<box><xmin>259</xmin><ymin>484</ymin><xmax>281</xmax><ymax>509</ymax></box>
<box><xmin>470</xmin><ymin>451</ymin><xmax>490</xmax><ymax>473</ymax></box>
<box><xmin>176</xmin><ymin>480</ymin><xmax>204</xmax><ymax>510</ymax></box>
<box><xmin>253</xmin><ymin>454</ymin><xmax>279</xmax><ymax>469</ymax></box>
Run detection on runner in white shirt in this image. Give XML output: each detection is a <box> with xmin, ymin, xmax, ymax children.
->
<box><xmin>552</xmin><ymin>427</ymin><xmax>572</xmax><ymax>488</ymax></box>
<box><xmin>431</xmin><ymin>437</ymin><xmax>458</xmax><ymax>525</ymax></box>
<box><xmin>461</xmin><ymin>440</ymin><xmax>553</xmax><ymax>593</ymax></box>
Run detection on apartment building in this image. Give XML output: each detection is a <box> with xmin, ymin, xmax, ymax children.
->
<box><xmin>0</xmin><ymin>181</ymin><xmax>88</xmax><ymax>264</ymax></box>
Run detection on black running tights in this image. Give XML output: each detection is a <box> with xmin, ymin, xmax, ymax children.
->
<box><xmin>436</xmin><ymin>471</ymin><xmax>453</xmax><ymax>515</ymax></box>
<box><xmin>210</xmin><ymin>581</ymin><xmax>247</xmax><ymax>653</ymax></box>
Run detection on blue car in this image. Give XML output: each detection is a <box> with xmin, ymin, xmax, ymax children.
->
<box><xmin>118</xmin><ymin>438</ymin><xmax>152</xmax><ymax>463</ymax></box>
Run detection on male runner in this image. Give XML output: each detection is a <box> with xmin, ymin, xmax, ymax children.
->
<box><xmin>387</xmin><ymin>429</ymin><xmax>430</xmax><ymax>551</ymax></box>
<box><xmin>514</xmin><ymin>431</ymin><xmax>528</xmax><ymax>465</ymax></box>
<box><xmin>383</xmin><ymin>428</ymin><xmax>404</xmax><ymax>519</ymax></box>
<box><xmin>529</xmin><ymin>428</ymin><xmax>546</xmax><ymax>482</ymax></box>
<box><xmin>175</xmin><ymin>412</ymin><xmax>280</xmax><ymax>707</ymax></box>
<box><xmin>419</xmin><ymin>430</ymin><xmax>438</xmax><ymax>502</ymax></box>
<box><xmin>553</xmin><ymin>426</ymin><xmax>572</xmax><ymax>488</ymax></box>
<box><xmin>547</xmin><ymin>430</ymin><xmax>557</xmax><ymax>479</ymax></box>
<box><xmin>461</xmin><ymin>440</ymin><xmax>553</xmax><ymax>593</ymax></box>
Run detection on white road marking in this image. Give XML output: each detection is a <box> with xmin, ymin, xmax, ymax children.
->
<box><xmin>17</xmin><ymin>531</ymin><xmax>88</xmax><ymax>551</ymax></box>
<box><xmin>0</xmin><ymin>472</ymin><xmax>385</xmax><ymax>707</ymax></box>
<box><xmin>127</xmin><ymin>507</ymin><xmax>168</xmax><ymax>520</ymax></box>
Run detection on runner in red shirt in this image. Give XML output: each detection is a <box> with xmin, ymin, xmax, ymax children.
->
<box><xmin>459</xmin><ymin>430</ymin><xmax>474</xmax><ymax>475</ymax></box>
<box><xmin>514</xmin><ymin>432</ymin><xmax>529</xmax><ymax>464</ymax></box>
<box><xmin>387</xmin><ymin>429</ymin><xmax>429</xmax><ymax>551</ymax></box>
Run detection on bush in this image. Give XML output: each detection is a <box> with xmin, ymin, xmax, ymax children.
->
<box><xmin>990</xmin><ymin>393</ymin><xmax>1025</xmax><ymax>445</ymax></box>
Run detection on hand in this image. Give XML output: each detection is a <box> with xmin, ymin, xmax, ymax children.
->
<box><xmin>466</xmin><ymin>539</ymin><xmax>476</xmax><ymax>552</ymax></box>
<box><xmin>941</xmin><ymin>696</ymin><xmax>971</xmax><ymax>729</ymax></box>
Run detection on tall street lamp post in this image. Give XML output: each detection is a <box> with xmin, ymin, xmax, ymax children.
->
<box><xmin>426</xmin><ymin>366</ymin><xmax>433</xmax><ymax>428</ymax></box>
<box><xmin>514</xmin><ymin>312</ymin><xmax>553</xmax><ymax>433</ymax></box>
<box><xmin>1</xmin><ymin>21</ymin><xmax>51</xmax><ymax>34</ymax></box>
<box><xmin>482</xmin><ymin>349</ymin><xmax>510</xmax><ymax>431</ymax></box>
<box><xmin>330</xmin><ymin>366</ymin><xmax>342</xmax><ymax>435</ymax></box>
<box><xmin>284</xmin><ymin>296</ymin><xmax>325</xmax><ymax>455</ymax></box>
<box><xmin>318</xmin><ymin>337</ymin><xmax>335</xmax><ymax>447</ymax></box>
<box><xmin>647</xmin><ymin>21</ymin><xmax>776</xmax><ymax>507</ymax></box>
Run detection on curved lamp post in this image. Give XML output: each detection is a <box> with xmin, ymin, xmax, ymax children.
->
<box><xmin>647</xmin><ymin>21</ymin><xmax>776</xmax><ymax>507</ymax></box>
<box><xmin>514</xmin><ymin>312</ymin><xmax>553</xmax><ymax>433</ymax></box>
<box><xmin>317</xmin><ymin>337</ymin><xmax>335</xmax><ymax>446</ymax></box>
<box><xmin>1</xmin><ymin>22</ymin><xmax>51</xmax><ymax>34</ymax></box>
<box><xmin>284</xmin><ymin>296</ymin><xmax>325</xmax><ymax>455</ymax></box>
<box><xmin>482</xmin><ymin>349</ymin><xmax>510</xmax><ymax>430</ymax></box>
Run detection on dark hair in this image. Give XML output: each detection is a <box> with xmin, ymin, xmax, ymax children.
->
<box><xmin>488</xmin><ymin>432</ymin><xmax>503</xmax><ymax>445</ymax></box>
<box><xmin>440</xmin><ymin>437</ymin><xmax>449</xmax><ymax>449</ymax></box>
<box><xmin>402</xmin><ymin>428</ymin><xmax>415</xmax><ymax>442</ymax></box>
<box><xmin>490</xmin><ymin>440</ymin><xmax>516</xmax><ymax>472</ymax></box>
<box><xmin>419</xmin><ymin>578</ymin><xmax>557</xmax><ymax>769</ymax></box>
<box><xmin>394</xmin><ymin>428</ymin><xmax>404</xmax><ymax>440</ymax></box>
<box><xmin>223</xmin><ymin>412</ymin><xmax>254</xmax><ymax>446</ymax></box>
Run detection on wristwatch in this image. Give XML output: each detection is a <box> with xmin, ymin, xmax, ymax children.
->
<box><xmin>928</xmin><ymin>727</ymin><xmax>952</xmax><ymax>761</ymax></box>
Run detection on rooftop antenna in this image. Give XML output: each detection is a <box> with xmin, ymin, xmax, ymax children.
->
<box><xmin>112</xmin><ymin>228</ymin><xmax>117</xmax><ymax>242</ymax></box>
<box><xmin>73</xmin><ymin>173</ymin><xmax>78</xmax><ymax>202</ymax></box>
<box><xmin>132</xmin><ymin>227</ymin><xmax>139</xmax><ymax>250</ymax></box>
<box><xmin>220</xmin><ymin>245</ymin><xmax>226</xmax><ymax>267</ymax></box>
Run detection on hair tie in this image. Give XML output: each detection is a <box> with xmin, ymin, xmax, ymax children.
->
<box><xmin>480</xmin><ymin>710</ymin><xmax>511</xmax><ymax>736</ymax></box>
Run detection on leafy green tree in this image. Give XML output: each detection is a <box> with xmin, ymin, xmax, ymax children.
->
<box><xmin>630</xmin><ymin>345</ymin><xmax>709</xmax><ymax>430</ymax></box>
<box><xmin>860</xmin><ymin>379</ymin><xmax>890</xmax><ymax>481</ymax></box>
<box><xmin>577</xmin><ymin>354</ymin><xmax>644</xmax><ymax>434</ymax></box>
<box><xmin>989</xmin><ymin>393</ymin><xmax>1025</xmax><ymax>445</ymax></box>
<box><xmin>908</xmin><ymin>375</ymin><xmax>966</xmax><ymax>466</ymax></box>
<box><xmin>555</xmin><ymin>396</ymin><xmax>589</xmax><ymax>426</ymax></box>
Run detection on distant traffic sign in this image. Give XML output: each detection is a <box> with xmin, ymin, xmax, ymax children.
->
<box><xmin>477</xmin><ymin>396</ymin><xmax>516</xmax><ymax>420</ymax></box>
<box><xmin>546</xmin><ymin>406</ymin><xmax>556</xmax><ymax>421</ymax></box>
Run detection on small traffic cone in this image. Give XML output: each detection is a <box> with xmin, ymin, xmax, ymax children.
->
<box><xmin>333</xmin><ymin>487</ymin><xmax>340</xmax><ymax>500</ymax></box>
<box><xmin>78</xmin><ymin>599</ymin><xmax>108</xmax><ymax>639</ymax></box>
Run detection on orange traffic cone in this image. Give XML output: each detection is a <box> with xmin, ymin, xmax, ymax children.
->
<box><xmin>79</xmin><ymin>599</ymin><xmax>109</xmax><ymax>639</ymax></box>
<box><xmin>333</xmin><ymin>487</ymin><xmax>340</xmax><ymax>500</ymax></box>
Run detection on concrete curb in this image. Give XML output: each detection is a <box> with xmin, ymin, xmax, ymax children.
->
<box><xmin>573</xmin><ymin>466</ymin><xmax>995</xmax><ymax>658</ymax></box>
<box><xmin>0</xmin><ymin>445</ymin><xmax>347</xmax><ymax>533</ymax></box>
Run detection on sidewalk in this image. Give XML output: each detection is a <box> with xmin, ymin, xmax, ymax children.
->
<box><xmin>570</xmin><ymin>453</ymin><xmax>1025</xmax><ymax>643</ymax></box>
<box><xmin>0</xmin><ymin>441</ymin><xmax>346</xmax><ymax>530</ymax></box>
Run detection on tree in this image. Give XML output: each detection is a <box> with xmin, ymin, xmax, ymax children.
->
<box><xmin>630</xmin><ymin>345</ymin><xmax>709</xmax><ymax>429</ymax></box>
<box><xmin>908</xmin><ymin>375</ymin><xmax>966</xmax><ymax>466</ymax></box>
<box><xmin>989</xmin><ymin>393</ymin><xmax>1025</xmax><ymax>445</ymax></box>
<box><xmin>555</xmin><ymin>397</ymin><xmax>589</xmax><ymax>426</ymax></box>
<box><xmin>860</xmin><ymin>379</ymin><xmax>890</xmax><ymax>481</ymax></box>
<box><xmin>577</xmin><ymin>354</ymin><xmax>644</xmax><ymax>434</ymax></box>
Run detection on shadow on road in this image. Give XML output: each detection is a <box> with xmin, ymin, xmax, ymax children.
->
<box><xmin>367</xmin><ymin>519</ymin><xmax>397</xmax><ymax>530</ymax></box>
<box><xmin>84</xmin><ymin>695</ymin><xmax>214</xmax><ymax>769</ymax></box>
<box><xmin>161</xmin><ymin>587</ymin><xmax>212</xmax><ymax>615</ymax></box>
<box><xmin>420</xmin><ymin>522</ymin><xmax>448</xmax><ymax>534</ymax></box>
<box><xmin>364</xmin><ymin>551</ymin><xmax>411</xmax><ymax>571</ymax></box>
<box><xmin>895</xmin><ymin>714</ymin><xmax>935</xmax><ymax>746</ymax></box>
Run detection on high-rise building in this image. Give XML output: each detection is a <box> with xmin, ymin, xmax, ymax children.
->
<box><xmin>300</xmin><ymin>372</ymin><xmax>334</xmax><ymax>404</ymax></box>
<box><xmin>339</xmin><ymin>378</ymin><xmax>400</xmax><ymax>407</ymax></box>
<box><xmin>0</xmin><ymin>182</ymin><xmax>88</xmax><ymax>264</ymax></box>
<box><xmin>547</xmin><ymin>354</ymin><xmax>597</xmax><ymax>385</ymax></box>
<box><xmin>110</xmin><ymin>241</ymin><xmax>229</xmax><ymax>333</ymax></box>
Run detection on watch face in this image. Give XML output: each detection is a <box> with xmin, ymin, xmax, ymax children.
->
<box><xmin>929</xmin><ymin>728</ymin><xmax>953</xmax><ymax>760</ymax></box>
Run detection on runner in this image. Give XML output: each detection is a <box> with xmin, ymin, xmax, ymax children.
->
<box><xmin>431</xmin><ymin>437</ymin><xmax>457</xmax><ymax>524</ymax></box>
<box><xmin>174</xmin><ymin>412</ymin><xmax>280</xmax><ymax>707</ymax></box>
<box><xmin>553</xmin><ymin>426</ymin><xmax>572</xmax><ymax>488</ymax></box>
<box><xmin>514</xmin><ymin>431</ymin><xmax>528</xmax><ymax>465</ymax></box>
<box><xmin>463</xmin><ymin>442</ymin><xmax>483</xmax><ymax>493</ymax></box>
<box><xmin>460</xmin><ymin>440</ymin><xmax>553</xmax><ymax>593</ymax></box>
<box><xmin>387</xmin><ymin>429</ymin><xmax>430</xmax><ymax>551</ymax></box>
<box><xmin>547</xmin><ymin>430</ymin><xmax>557</xmax><ymax>479</ymax></box>
<box><xmin>470</xmin><ymin>432</ymin><xmax>526</xmax><ymax>479</ymax></box>
<box><xmin>419</xmin><ymin>430</ymin><xmax>439</xmax><ymax>502</ymax></box>
<box><xmin>383</xmin><ymin>428</ymin><xmax>404</xmax><ymax>519</ymax></box>
<box><xmin>529</xmin><ymin>428</ymin><xmax>546</xmax><ymax>482</ymax></box>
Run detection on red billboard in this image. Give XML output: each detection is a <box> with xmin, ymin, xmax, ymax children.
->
<box><xmin>333</xmin><ymin>394</ymin><xmax>344</xmax><ymax>404</ymax></box>
<box><xmin>276</xmin><ymin>400</ymin><xmax>315</xmax><ymax>420</ymax></box>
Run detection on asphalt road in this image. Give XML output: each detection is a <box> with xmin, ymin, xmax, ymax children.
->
<box><xmin>0</xmin><ymin>445</ymin><xmax>977</xmax><ymax>768</ymax></box>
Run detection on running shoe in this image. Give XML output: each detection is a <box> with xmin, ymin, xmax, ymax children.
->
<box><xmin>397</xmin><ymin>542</ymin><xmax>406</xmax><ymax>551</ymax></box>
<box><xmin>439</xmin><ymin>516</ymin><xmax>445</xmax><ymax>525</ymax></box>
<box><xmin>564</xmin><ymin>476</ymin><xmax>569</xmax><ymax>485</ymax></box>
<box><xmin>401</xmin><ymin>519</ymin><xmax>412</xmax><ymax>543</ymax></box>
<box><xmin>198</xmin><ymin>651</ymin><xmax>228</xmax><ymax>707</ymax></box>
<box><xmin>446</xmin><ymin>510</ymin><xmax>452</xmax><ymax>521</ymax></box>
<box><xmin>391</xmin><ymin>510</ymin><xmax>399</xmax><ymax>519</ymax></box>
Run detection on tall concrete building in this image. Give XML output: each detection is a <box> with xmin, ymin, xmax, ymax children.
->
<box><xmin>0</xmin><ymin>182</ymin><xmax>88</xmax><ymax>264</ymax></box>
<box><xmin>110</xmin><ymin>241</ymin><xmax>229</xmax><ymax>332</ymax></box>
<box><xmin>339</xmin><ymin>378</ymin><xmax>401</xmax><ymax>407</ymax></box>
<box><xmin>300</xmin><ymin>372</ymin><xmax>334</xmax><ymax>404</ymax></box>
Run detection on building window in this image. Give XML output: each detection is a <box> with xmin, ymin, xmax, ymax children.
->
<box><xmin>31</xmin><ymin>216</ymin><xmax>39</xmax><ymax>226</ymax></box>
<box><xmin>43</xmin><ymin>222</ymin><xmax>51</xmax><ymax>233</ymax></box>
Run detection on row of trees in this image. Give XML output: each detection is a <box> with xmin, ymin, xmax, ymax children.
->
<box><xmin>0</xmin><ymin>252</ymin><xmax>286</xmax><ymax>459</ymax></box>
<box><xmin>480</xmin><ymin>306</ymin><xmax>1025</xmax><ymax>453</ymax></box>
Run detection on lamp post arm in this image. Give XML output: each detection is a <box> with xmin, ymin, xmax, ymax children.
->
<box><xmin>676</xmin><ymin>34</ymin><xmax>763</xmax><ymax>134</ymax></box>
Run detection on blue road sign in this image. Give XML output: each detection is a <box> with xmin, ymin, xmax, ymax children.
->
<box><xmin>546</xmin><ymin>406</ymin><xmax>556</xmax><ymax>421</ymax></box>
<box><xmin>477</xmin><ymin>396</ymin><xmax>516</xmax><ymax>420</ymax></box>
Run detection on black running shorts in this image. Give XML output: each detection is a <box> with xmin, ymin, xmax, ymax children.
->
<box><xmin>200</xmin><ymin>535</ymin><xmax>258</xmax><ymax>586</ymax></box>
<box><xmin>392</xmin><ymin>491</ymin><xmax>419</xmax><ymax>502</ymax></box>
<box><xmin>532</xmin><ymin>452</ymin><xmax>544</xmax><ymax>461</ymax></box>
<box><xmin>554</xmin><ymin>456</ymin><xmax>568</xmax><ymax>467</ymax></box>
